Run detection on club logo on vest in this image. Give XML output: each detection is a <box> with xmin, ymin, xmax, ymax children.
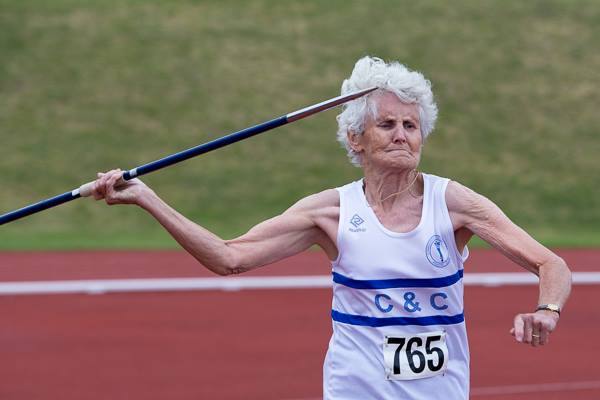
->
<box><xmin>426</xmin><ymin>235</ymin><xmax>450</xmax><ymax>268</ymax></box>
<box><xmin>349</xmin><ymin>214</ymin><xmax>366</xmax><ymax>232</ymax></box>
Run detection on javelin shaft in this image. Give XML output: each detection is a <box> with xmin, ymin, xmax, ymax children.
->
<box><xmin>0</xmin><ymin>87</ymin><xmax>376</xmax><ymax>226</ymax></box>
<box><xmin>122</xmin><ymin>116</ymin><xmax>288</xmax><ymax>181</ymax></box>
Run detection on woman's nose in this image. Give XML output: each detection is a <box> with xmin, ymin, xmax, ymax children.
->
<box><xmin>391</xmin><ymin>128</ymin><xmax>408</xmax><ymax>144</ymax></box>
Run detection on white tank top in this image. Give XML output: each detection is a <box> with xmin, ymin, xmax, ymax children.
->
<box><xmin>324</xmin><ymin>173</ymin><xmax>470</xmax><ymax>399</ymax></box>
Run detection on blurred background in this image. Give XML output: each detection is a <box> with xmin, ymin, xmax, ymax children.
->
<box><xmin>1</xmin><ymin>0</ymin><xmax>598</xmax><ymax>250</ymax></box>
<box><xmin>2</xmin><ymin>2</ymin><xmax>600</xmax><ymax>399</ymax></box>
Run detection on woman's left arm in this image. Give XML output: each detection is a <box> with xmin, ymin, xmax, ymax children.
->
<box><xmin>446</xmin><ymin>181</ymin><xmax>572</xmax><ymax>347</ymax></box>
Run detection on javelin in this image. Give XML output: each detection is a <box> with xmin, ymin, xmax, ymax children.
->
<box><xmin>0</xmin><ymin>87</ymin><xmax>377</xmax><ymax>225</ymax></box>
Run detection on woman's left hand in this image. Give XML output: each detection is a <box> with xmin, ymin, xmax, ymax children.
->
<box><xmin>510</xmin><ymin>311</ymin><xmax>559</xmax><ymax>346</ymax></box>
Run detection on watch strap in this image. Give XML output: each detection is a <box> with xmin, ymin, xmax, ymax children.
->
<box><xmin>536</xmin><ymin>303</ymin><xmax>561</xmax><ymax>315</ymax></box>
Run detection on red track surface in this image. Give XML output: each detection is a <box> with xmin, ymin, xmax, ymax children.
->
<box><xmin>1</xmin><ymin>249</ymin><xmax>598</xmax><ymax>399</ymax></box>
<box><xmin>1</xmin><ymin>248</ymin><xmax>598</xmax><ymax>281</ymax></box>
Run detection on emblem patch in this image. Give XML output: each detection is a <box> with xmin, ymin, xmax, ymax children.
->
<box><xmin>426</xmin><ymin>235</ymin><xmax>450</xmax><ymax>268</ymax></box>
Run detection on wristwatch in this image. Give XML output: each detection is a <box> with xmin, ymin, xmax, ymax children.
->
<box><xmin>535</xmin><ymin>303</ymin><xmax>561</xmax><ymax>316</ymax></box>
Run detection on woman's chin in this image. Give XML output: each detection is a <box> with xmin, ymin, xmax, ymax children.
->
<box><xmin>362</xmin><ymin>154</ymin><xmax>420</xmax><ymax>172</ymax></box>
<box><xmin>381</xmin><ymin>157</ymin><xmax>418</xmax><ymax>171</ymax></box>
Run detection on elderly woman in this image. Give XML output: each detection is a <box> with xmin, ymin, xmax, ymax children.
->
<box><xmin>92</xmin><ymin>56</ymin><xmax>571</xmax><ymax>399</ymax></box>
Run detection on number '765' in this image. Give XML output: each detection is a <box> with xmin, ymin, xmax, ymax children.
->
<box><xmin>388</xmin><ymin>335</ymin><xmax>445</xmax><ymax>375</ymax></box>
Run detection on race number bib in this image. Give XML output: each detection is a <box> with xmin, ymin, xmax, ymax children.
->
<box><xmin>383</xmin><ymin>331</ymin><xmax>448</xmax><ymax>380</ymax></box>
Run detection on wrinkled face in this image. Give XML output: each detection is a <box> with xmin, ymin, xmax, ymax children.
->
<box><xmin>348</xmin><ymin>91</ymin><xmax>422</xmax><ymax>170</ymax></box>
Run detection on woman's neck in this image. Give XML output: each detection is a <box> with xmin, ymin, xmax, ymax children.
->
<box><xmin>363</xmin><ymin>168</ymin><xmax>422</xmax><ymax>210</ymax></box>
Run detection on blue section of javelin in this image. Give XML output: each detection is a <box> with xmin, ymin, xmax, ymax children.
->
<box><xmin>332</xmin><ymin>269</ymin><xmax>464</xmax><ymax>289</ymax></box>
<box><xmin>331</xmin><ymin>309</ymin><xmax>465</xmax><ymax>327</ymax></box>
<box><xmin>0</xmin><ymin>191</ymin><xmax>79</xmax><ymax>225</ymax></box>
<box><xmin>123</xmin><ymin>116</ymin><xmax>288</xmax><ymax>180</ymax></box>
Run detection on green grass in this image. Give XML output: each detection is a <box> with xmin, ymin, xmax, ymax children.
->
<box><xmin>1</xmin><ymin>0</ymin><xmax>599</xmax><ymax>250</ymax></box>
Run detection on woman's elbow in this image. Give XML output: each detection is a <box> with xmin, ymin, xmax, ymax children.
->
<box><xmin>558</xmin><ymin>257</ymin><xmax>572</xmax><ymax>284</ymax></box>
<box><xmin>203</xmin><ymin>252</ymin><xmax>248</xmax><ymax>276</ymax></box>
<box><xmin>543</xmin><ymin>255</ymin><xmax>572</xmax><ymax>284</ymax></box>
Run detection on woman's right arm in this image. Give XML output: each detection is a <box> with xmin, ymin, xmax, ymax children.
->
<box><xmin>93</xmin><ymin>169</ymin><xmax>338</xmax><ymax>275</ymax></box>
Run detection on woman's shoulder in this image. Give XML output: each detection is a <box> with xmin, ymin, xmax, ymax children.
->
<box><xmin>286</xmin><ymin>188</ymin><xmax>340</xmax><ymax>215</ymax></box>
<box><xmin>445</xmin><ymin>180</ymin><xmax>479</xmax><ymax>212</ymax></box>
<box><xmin>445</xmin><ymin>179</ymin><xmax>500</xmax><ymax>228</ymax></box>
<box><xmin>290</xmin><ymin>178</ymin><xmax>364</xmax><ymax>212</ymax></box>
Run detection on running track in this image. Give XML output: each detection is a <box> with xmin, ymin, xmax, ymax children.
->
<box><xmin>1</xmin><ymin>249</ymin><xmax>598</xmax><ymax>399</ymax></box>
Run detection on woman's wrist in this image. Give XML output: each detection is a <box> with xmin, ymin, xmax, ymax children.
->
<box><xmin>136</xmin><ymin>187</ymin><xmax>159</xmax><ymax>210</ymax></box>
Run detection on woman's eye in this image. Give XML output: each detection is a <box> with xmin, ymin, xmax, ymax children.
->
<box><xmin>403</xmin><ymin>121</ymin><xmax>415</xmax><ymax>129</ymax></box>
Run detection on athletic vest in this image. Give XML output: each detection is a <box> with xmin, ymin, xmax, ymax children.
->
<box><xmin>323</xmin><ymin>173</ymin><xmax>470</xmax><ymax>399</ymax></box>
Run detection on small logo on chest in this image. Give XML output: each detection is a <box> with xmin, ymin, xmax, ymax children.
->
<box><xmin>426</xmin><ymin>235</ymin><xmax>450</xmax><ymax>268</ymax></box>
<box><xmin>349</xmin><ymin>214</ymin><xmax>366</xmax><ymax>232</ymax></box>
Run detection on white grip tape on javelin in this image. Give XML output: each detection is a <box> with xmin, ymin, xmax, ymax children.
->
<box><xmin>78</xmin><ymin>181</ymin><xmax>95</xmax><ymax>197</ymax></box>
<box><xmin>128</xmin><ymin>168</ymin><xmax>138</xmax><ymax>178</ymax></box>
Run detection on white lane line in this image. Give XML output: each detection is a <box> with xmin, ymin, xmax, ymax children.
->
<box><xmin>0</xmin><ymin>272</ymin><xmax>598</xmax><ymax>296</ymax></box>
<box><xmin>0</xmin><ymin>276</ymin><xmax>332</xmax><ymax>295</ymax></box>
<box><xmin>463</xmin><ymin>272</ymin><xmax>600</xmax><ymax>286</ymax></box>
<box><xmin>471</xmin><ymin>380</ymin><xmax>600</xmax><ymax>396</ymax></box>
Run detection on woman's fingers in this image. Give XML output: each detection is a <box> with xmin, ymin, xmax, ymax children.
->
<box><xmin>93</xmin><ymin>169</ymin><xmax>122</xmax><ymax>201</ymax></box>
<box><xmin>92</xmin><ymin>173</ymin><xmax>109</xmax><ymax>200</ymax></box>
<box><xmin>538</xmin><ymin>320</ymin><xmax>550</xmax><ymax>345</ymax></box>
<box><xmin>513</xmin><ymin>312</ymin><xmax>557</xmax><ymax>347</ymax></box>
<box><xmin>93</xmin><ymin>168</ymin><xmax>147</xmax><ymax>206</ymax></box>
<box><xmin>92</xmin><ymin>180</ymin><xmax>103</xmax><ymax>200</ymax></box>
<box><xmin>104</xmin><ymin>170</ymin><xmax>124</xmax><ymax>204</ymax></box>
<box><xmin>532</xmin><ymin>320</ymin><xmax>542</xmax><ymax>346</ymax></box>
<box><xmin>513</xmin><ymin>314</ymin><xmax>534</xmax><ymax>344</ymax></box>
<box><xmin>512</xmin><ymin>315</ymin><xmax>525</xmax><ymax>342</ymax></box>
<box><xmin>523</xmin><ymin>315</ymin><xmax>533</xmax><ymax>344</ymax></box>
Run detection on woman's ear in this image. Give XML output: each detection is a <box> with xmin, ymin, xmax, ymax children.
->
<box><xmin>347</xmin><ymin>130</ymin><xmax>363</xmax><ymax>152</ymax></box>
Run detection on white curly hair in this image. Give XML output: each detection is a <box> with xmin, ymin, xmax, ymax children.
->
<box><xmin>336</xmin><ymin>56</ymin><xmax>438</xmax><ymax>166</ymax></box>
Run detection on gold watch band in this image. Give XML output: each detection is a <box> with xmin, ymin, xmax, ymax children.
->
<box><xmin>535</xmin><ymin>303</ymin><xmax>561</xmax><ymax>315</ymax></box>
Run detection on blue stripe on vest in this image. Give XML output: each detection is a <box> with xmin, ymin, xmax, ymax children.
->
<box><xmin>332</xmin><ymin>269</ymin><xmax>464</xmax><ymax>289</ymax></box>
<box><xmin>331</xmin><ymin>310</ymin><xmax>465</xmax><ymax>327</ymax></box>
